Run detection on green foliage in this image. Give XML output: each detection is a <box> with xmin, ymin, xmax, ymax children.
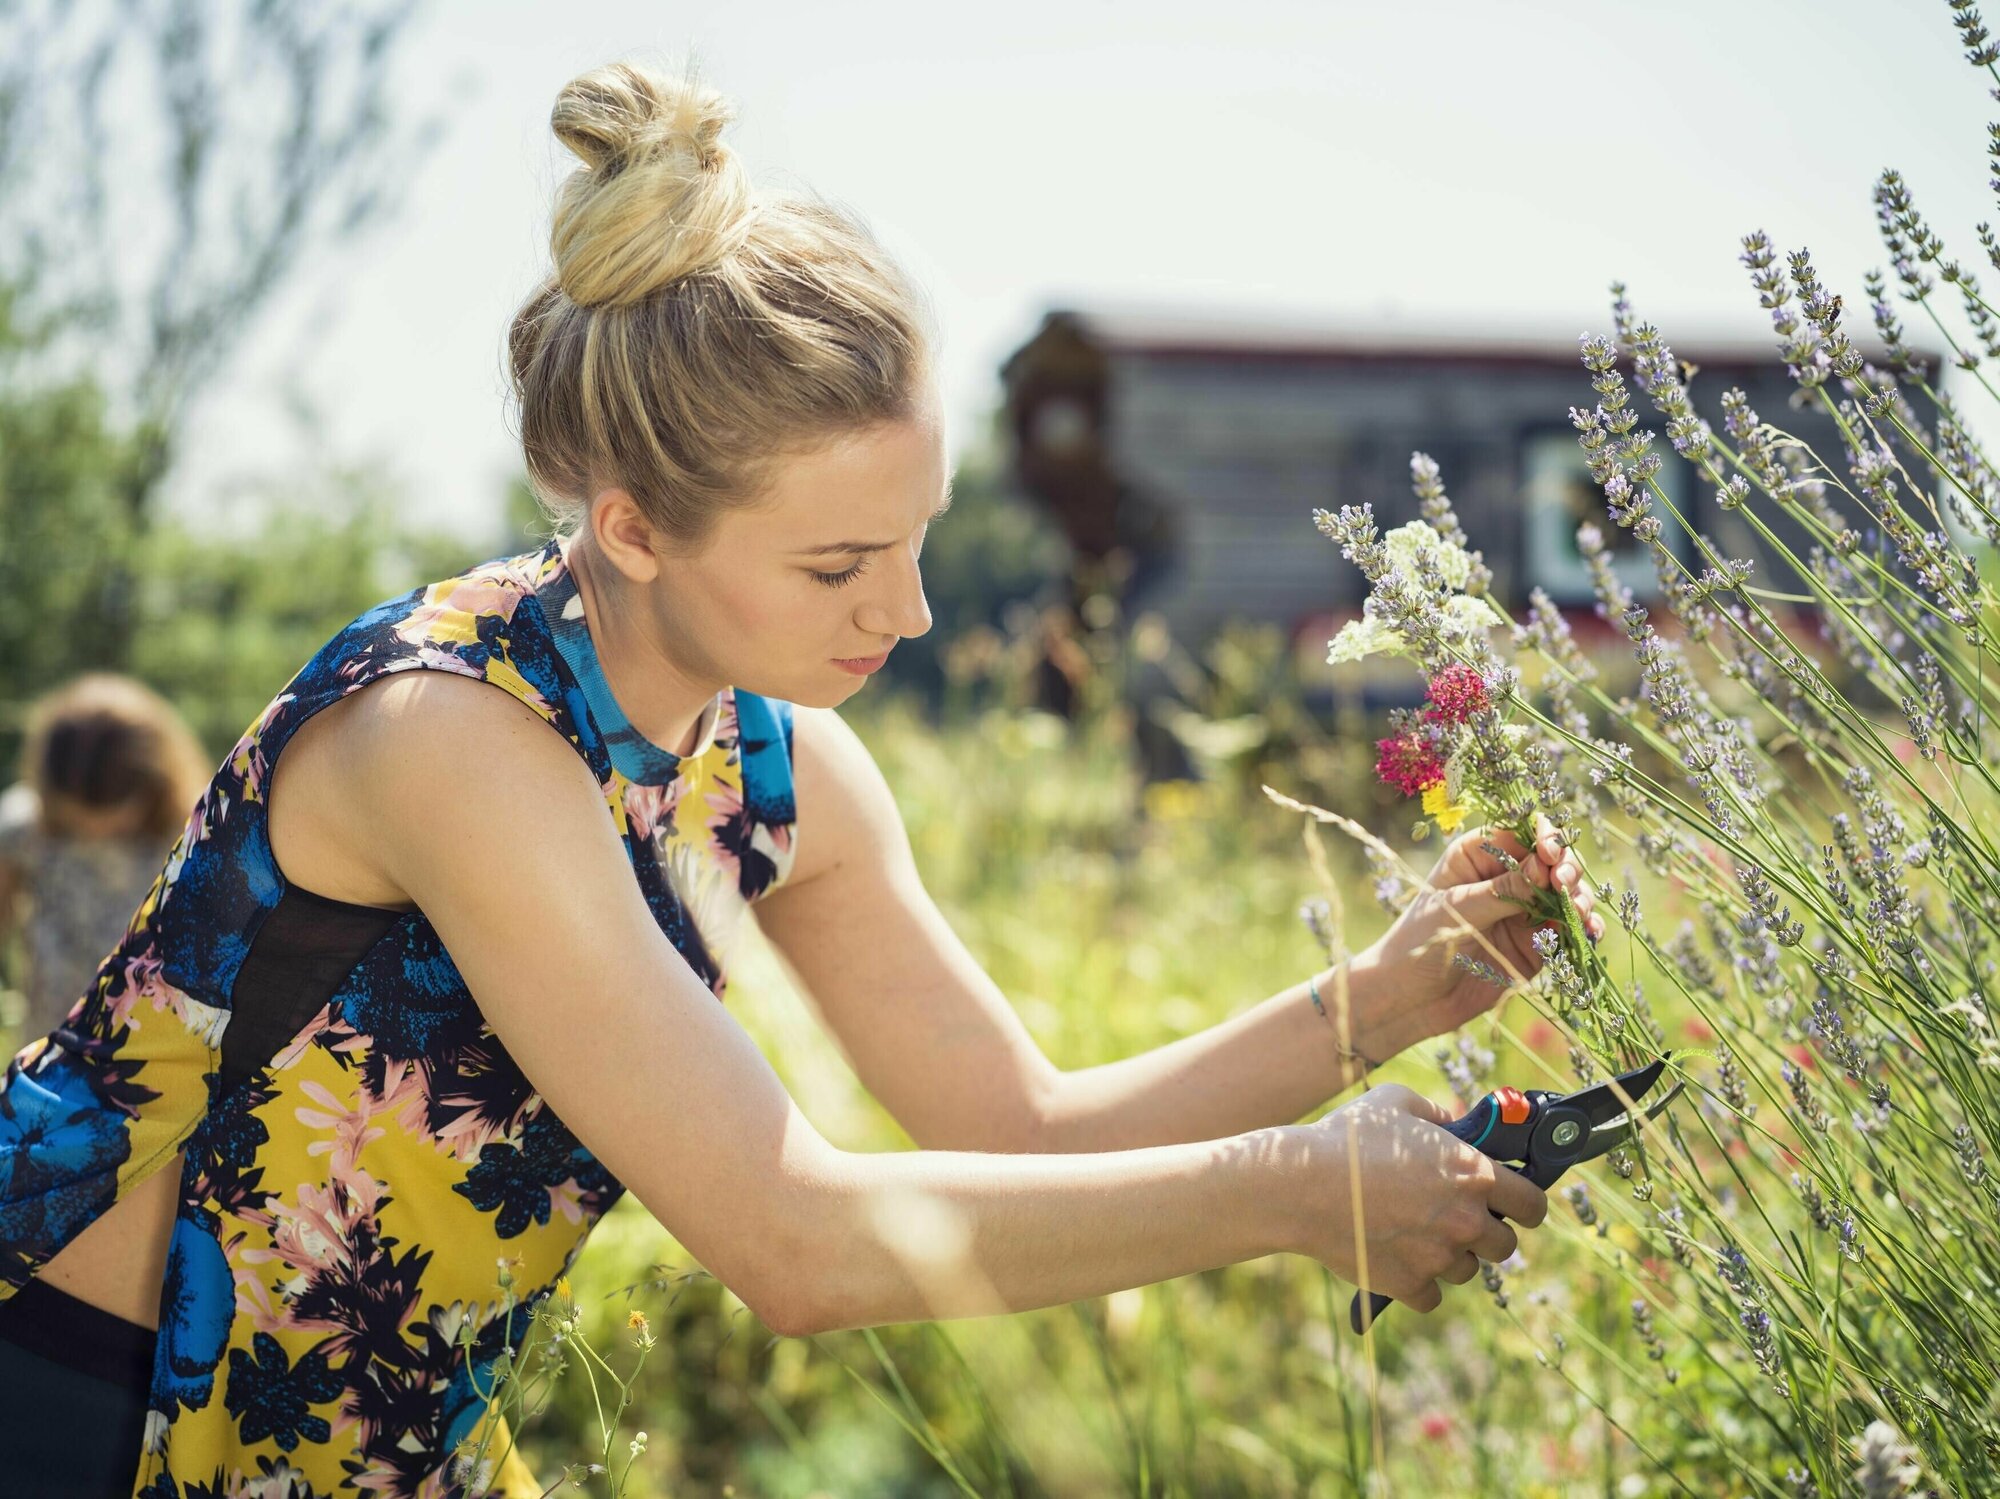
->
<box><xmin>0</xmin><ymin>352</ymin><xmax>148</xmax><ymax>721</ymax></box>
<box><xmin>125</xmin><ymin>474</ymin><xmax>480</xmax><ymax>754</ymax></box>
<box><xmin>0</xmin><ymin>0</ymin><xmax>441</xmax><ymax>758</ymax></box>
<box><xmin>0</xmin><ymin>320</ymin><xmax>481</xmax><ymax>760</ymax></box>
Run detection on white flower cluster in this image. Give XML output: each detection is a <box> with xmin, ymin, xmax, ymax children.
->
<box><xmin>1325</xmin><ymin>522</ymin><xmax>1501</xmax><ymax>664</ymax></box>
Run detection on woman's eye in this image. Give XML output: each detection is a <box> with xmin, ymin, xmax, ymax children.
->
<box><xmin>809</xmin><ymin>559</ymin><xmax>870</xmax><ymax>589</ymax></box>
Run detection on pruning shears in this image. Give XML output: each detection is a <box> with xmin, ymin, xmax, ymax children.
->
<box><xmin>1348</xmin><ymin>1057</ymin><xmax>1686</xmax><ymax>1335</ymax></box>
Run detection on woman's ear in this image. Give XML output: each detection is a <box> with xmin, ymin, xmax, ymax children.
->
<box><xmin>589</xmin><ymin>487</ymin><xmax>665</xmax><ymax>585</ymax></box>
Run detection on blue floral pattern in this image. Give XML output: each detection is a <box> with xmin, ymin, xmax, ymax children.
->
<box><xmin>225</xmin><ymin>1333</ymin><xmax>345</xmax><ymax>1451</ymax></box>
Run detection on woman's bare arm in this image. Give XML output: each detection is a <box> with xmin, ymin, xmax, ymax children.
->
<box><xmin>327</xmin><ymin>672</ymin><xmax>1305</xmax><ymax>1336</ymax></box>
<box><xmin>748</xmin><ymin>708</ymin><xmax>1388</xmax><ymax>1156</ymax></box>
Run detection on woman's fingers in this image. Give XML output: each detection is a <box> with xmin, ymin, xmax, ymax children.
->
<box><xmin>1441</xmin><ymin>865</ymin><xmax>1539</xmax><ymax>931</ymax></box>
<box><xmin>1458</xmin><ymin>826</ymin><xmax>1528</xmax><ymax>880</ymax></box>
<box><xmin>1533</xmin><ymin>812</ymin><xmax>1562</xmax><ymax>861</ymax></box>
<box><xmin>1444</xmin><ymin>820</ymin><xmax>1604</xmax><ymax>940</ymax></box>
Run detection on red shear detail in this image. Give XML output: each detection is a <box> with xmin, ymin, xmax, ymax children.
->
<box><xmin>1493</xmin><ymin>1086</ymin><xmax>1532</xmax><ymax>1124</ymax></box>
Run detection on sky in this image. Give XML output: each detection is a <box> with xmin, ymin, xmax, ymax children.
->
<box><xmin>154</xmin><ymin>0</ymin><xmax>2000</xmax><ymax>544</ymax></box>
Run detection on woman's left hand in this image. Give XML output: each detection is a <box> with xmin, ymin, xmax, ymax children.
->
<box><xmin>1354</xmin><ymin>812</ymin><xmax>1603</xmax><ymax>1055</ymax></box>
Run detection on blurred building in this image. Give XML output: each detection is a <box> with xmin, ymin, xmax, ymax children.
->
<box><xmin>999</xmin><ymin>303</ymin><xmax>1923</xmax><ymax>706</ymax></box>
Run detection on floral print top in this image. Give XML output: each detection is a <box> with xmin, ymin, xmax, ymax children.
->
<box><xmin>0</xmin><ymin>536</ymin><xmax>799</xmax><ymax>1497</ymax></box>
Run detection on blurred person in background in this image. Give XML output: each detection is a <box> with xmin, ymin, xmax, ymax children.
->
<box><xmin>0</xmin><ymin>673</ymin><xmax>210</xmax><ymax>1042</ymax></box>
<box><xmin>0</xmin><ymin>58</ymin><xmax>1599</xmax><ymax>1496</ymax></box>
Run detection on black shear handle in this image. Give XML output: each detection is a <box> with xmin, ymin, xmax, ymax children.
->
<box><xmin>1346</xmin><ymin>1097</ymin><xmax>1531</xmax><ymax>1335</ymax></box>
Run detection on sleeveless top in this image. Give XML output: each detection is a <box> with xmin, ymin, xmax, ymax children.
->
<box><xmin>0</xmin><ymin>535</ymin><xmax>800</xmax><ymax>1497</ymax></box>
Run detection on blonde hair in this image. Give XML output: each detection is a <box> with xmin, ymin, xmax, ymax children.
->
<box><xmin>507</xmin><ymin>57</ymin><xmax>936</xmax><ymax>554</ymax></box>
<box><xmin>18</xmin><ymin>673</ymin><xmax>212</xmax><ymax>843</ymax></box>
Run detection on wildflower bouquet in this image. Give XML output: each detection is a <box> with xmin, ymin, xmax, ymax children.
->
<box><xmin>1300</xmin><ymin>6</ymin><xmax>2000</xmax><ymax>1492</ymax></box>
<box><xmin>1324</xmin><ymin>501</ymin><xmax>1615</xmax><ymax>1016</ymax></box>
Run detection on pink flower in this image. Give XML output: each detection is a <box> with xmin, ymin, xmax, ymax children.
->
<box><xmin>295</xmin><ymin>1079</ymin><xmax>386</xmax><ymax>1173</ymax></box>
<box><xmin>392</xmin><ymin>574</ymin><xmax>525</xmax><ymax>649</ymax></box>
<box><xmin>1420</xmin><ymin>1411</ymin><xmax>1452</xmax><ymax>1440</ymax></box>
<box><xmin>1422</xmin><ymin>663</ymin><xmax>1491</xmax><ymax>725</ymax></box>
<box><xmin>623</xmin><ymin>780</ymin><xmax>685</xmax><ymax>844</ymax></box>
<box><xmin>1375</xmin><ymin>732</ymin><xmax>1445</xmax><ymax>798</ymax></box>
<box><xmin>269</xmin><ymin>1008</ymin><xmax>358</xmax><ymax>1072</ymax></box>
<box><xmin>372</xmin><ymin>1056</ymin><xmax>445</xmax><ymax>1146</ymax></box>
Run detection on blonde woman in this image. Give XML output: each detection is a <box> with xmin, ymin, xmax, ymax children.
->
<box><xmin>0</xmin><ymin>674</ymin><xmax>211</xmax><ymax>1042</ymax></box>
<box><xmin>0</xmin><ymin>60</ymin><xmax>1598</xmax><ymax>1496</ymax></box>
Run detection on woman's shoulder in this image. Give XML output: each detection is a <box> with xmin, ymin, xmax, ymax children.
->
<box><xmin>265</xmin><ymin>664</ymin><xmax>608</xmax><ymax>915</ymax></box>
<box><xmin>147</xmin><ymin>546</ymin><xmax>587</xmax><ymax>976</ymax></box>
<box><xmin>275</xmin><ymin>541</ymin><xmax>573</xmax><ymax>740</ymax></box>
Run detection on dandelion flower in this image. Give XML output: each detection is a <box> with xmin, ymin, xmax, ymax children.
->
<box><xmin>1422</xmin><ymin>781</ymin><xmax>1471</xmax><ymax>833</ymax></box>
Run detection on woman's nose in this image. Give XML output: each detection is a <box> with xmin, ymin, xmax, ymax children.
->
<box><xmin>859</xmin><ymin>554</ymin><xmax>932</xmax><ymax>640</ymax></box>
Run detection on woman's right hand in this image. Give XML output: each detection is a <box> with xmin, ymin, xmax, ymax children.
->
<box><xmin>1280</xmin><ymin>1083</ymin><xmax>1548</xmax><ymax>1313</ymax></box>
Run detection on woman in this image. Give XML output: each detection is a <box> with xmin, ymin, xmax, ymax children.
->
<box><xmin>0</xmin><ymin>59</ymin><xmax>1600</xmax><ymax>1497</ymax></box>
<box><xmin>0</xmin><ymin>674</ymin><xmax>211</xmax><ymax>1044</ymax></box>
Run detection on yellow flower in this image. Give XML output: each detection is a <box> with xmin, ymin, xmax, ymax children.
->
<box><xmin>1421</xmin><ymin>780</ymin><xmax>1470</xmax><ymax>833</ymax></box>
<box><xmin>555</xmin><ymin>1276</ymin><xmax>572</xmax><ymax>1303</ymax></box>
<box><xmin>628</xmin><ymin>1308</ymin><xmax>656</xmax><ymax>1349</ymax></box>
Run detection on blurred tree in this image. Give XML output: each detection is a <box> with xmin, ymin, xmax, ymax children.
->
<box><xmin>0</xmin><ymin>0</ymin><xmax>464</xmax><ymax>763</ymax></box>
<box><xmin>131</xmin><ymin>463</ymin><xmax>478</xmax><ymax>754</ymax></box>
<box><xmin>0</xmin><ymin>0</ymin><xmax>440</xmax><ymax>665</ymax></box>
<box><xmin>0</xmin><ymin>285</ymin><xmax>148</xmax><ymax>695</ymax></box>
<box><xmin>0</xmin><ymin>280</ymin><xmax>477</xmax><ymax>758</ymax></box>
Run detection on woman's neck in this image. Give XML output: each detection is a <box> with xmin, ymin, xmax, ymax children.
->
<box><xmin>561</xmin><ymin>532</ymin><xmax>722</xmax><ymax>760</ymax></box>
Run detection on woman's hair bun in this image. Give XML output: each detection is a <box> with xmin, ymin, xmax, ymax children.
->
<box><xmin>548</xmin><ymin>58</ymin><xmax>756</xmax><ymax>307</ymax></box>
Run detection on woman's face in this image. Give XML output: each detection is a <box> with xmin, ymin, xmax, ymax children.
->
<box><xmin>632</xmin><ymin>388</ymin><xmax>951</xmax><ymax>708</ymax></box>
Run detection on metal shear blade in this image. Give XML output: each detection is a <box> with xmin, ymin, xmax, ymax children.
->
<box><xmin>1563</xmin><ymin>1061</ymin><xmax>1685</xmax><ymax>1164</ymax></box>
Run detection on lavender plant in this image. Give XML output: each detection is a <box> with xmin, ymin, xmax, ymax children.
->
<box><xmin>1298</xmin><ymin>5</ymin><xmax>2000</xmax><ymax>1491</ymax></box>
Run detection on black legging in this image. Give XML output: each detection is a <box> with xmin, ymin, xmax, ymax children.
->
<box><xmin>0</xmin><ymin>1277</ymin><xmax>153</xmax><ymax>1496</ymax></box>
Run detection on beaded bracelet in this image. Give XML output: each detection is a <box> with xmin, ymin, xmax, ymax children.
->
<box><xmin>1307</xmin><ymin>970</ymin><xmax>1378</xmax><ymax>1071</ymax></box>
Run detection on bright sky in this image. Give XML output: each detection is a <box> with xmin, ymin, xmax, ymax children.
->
<box><xmin>160</xmin><ymin>0</ymin><xmax>2000</xmax><ymax>542</ymax></box>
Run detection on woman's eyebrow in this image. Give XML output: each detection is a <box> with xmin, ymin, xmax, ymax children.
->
<box><xmin>791</xmin><ymin>485</ymin><xmax>953</xmax><ymax>556</ymax></box>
